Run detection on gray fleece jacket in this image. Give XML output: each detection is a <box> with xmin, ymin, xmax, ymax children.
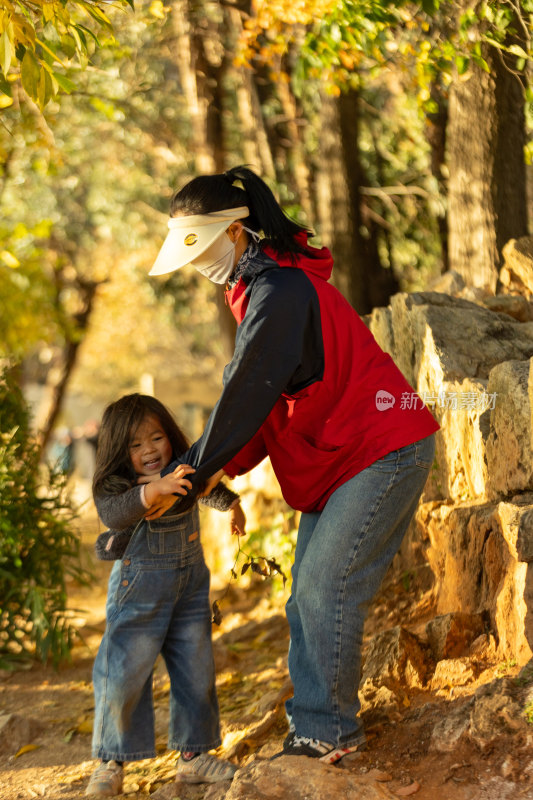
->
<box><xmin>94</xmin><ymin>481</ymin><xmax>239</xmax><ymax>560</ymax></box>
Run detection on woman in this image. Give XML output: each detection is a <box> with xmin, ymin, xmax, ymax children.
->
<box><xmin>148</xmin><ymin>165</ymin><xmax>439</xmax><ymax>763</ymax></box>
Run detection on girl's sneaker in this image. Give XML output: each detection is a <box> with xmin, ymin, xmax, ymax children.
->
<box><xmin>176</xmin><ymin>752</ymin><xmax>237</xmax><ymax>783</ymax></box>
<box><xmin>85</xmin><ymin>760</ymin><xmax>123</xmax><ymax>796</ymax></box>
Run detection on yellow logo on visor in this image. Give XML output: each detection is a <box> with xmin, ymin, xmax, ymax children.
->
<box><xmin>184</xmin><ymin>233</ymin><xmax>198</xmax><ymax>246</ymax></box>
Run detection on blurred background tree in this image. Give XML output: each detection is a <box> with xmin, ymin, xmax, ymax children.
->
<box><xmin>0</xmin><ymin>362</ymin><xmax>87</xmax><ymax>668</ymax></box>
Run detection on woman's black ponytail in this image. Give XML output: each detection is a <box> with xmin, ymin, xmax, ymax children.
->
<box><xmin>170</xmin><ymin>165</ymin><xmax>313</xmax><ymax>259</ymax></box>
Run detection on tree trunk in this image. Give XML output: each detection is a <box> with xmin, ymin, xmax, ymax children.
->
<box><xmin>425</xmin><ymin>79</ymin><xmax>449</xmax><ymax>274</ymax></box>
<box><xmin>229</xmin><ymin>10</ymin><xmax>276</xmax><ymax>181</ymax></box>
<box><xmin>243</xmin><ymin>47</ymin><xmax>315</xmax><ymax>226</ymax></box>
<box><xmin>276</xmin><ymin>52</ymin><xmax>314</xmax><ymax>225</ymax></box>
<box><xmin>170</xmin><ymin>0</ymin><xmax>240</xmax><ymax>353</ymax></box>
<box><xmin>447</xmin><ymin>28</ymin><xmax>528</xmax><ymax>290</ymax></box>
<box><xmin>170</xmin><ymin>0</ymin><xmax>217</xmax><ymax>173</ymax></box>
<box><xmin>317</xmin><ymin>89</ymin><xmax>399</xmax><ymax>314</ymax></box>
<box><xmin>36</xmin><ymin>276</ymin><xmax>99</xmax><ymax>457</ymax></box>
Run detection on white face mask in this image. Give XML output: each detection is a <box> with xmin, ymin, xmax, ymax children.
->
<box><xmin>191</xmin><ymin>226</ymin><xmax>260</xmax><ymax>284</ymax></box>
<box><xmin>193</xmin><ymin>233</ymin><xmax>236</xmax><ymax>284</ymax></box>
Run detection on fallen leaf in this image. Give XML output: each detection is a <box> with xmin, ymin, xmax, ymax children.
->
<box><xmin>76</xmin><ymin>718</ymin><xmax>93</xmax><ymax>734</ymax></box>
<box><xmin>396</xmin><ymin>781</ymin><xmax>421</xmax><ymax>796</ymax></box>
<box><xmin>14</xmin><ymin>743</ymin><xmax>41</xmax><ymax>758</ymax></box>
<box><xmin>58</xmin><ymin>773</ymin><xmax>85</xmax><ymax>785</ymax></box>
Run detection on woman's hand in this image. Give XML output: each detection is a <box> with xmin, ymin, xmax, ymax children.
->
<box><xmin>141</xmin><ymin>466</ymin><xmax>196</xmax><ymax>520</ymax></box>
<box><xmin>144</xmin><ymin>494</ymin><xmax>178</xmax><ymax>520</ymax></box>
<box><xmin>197</xmin><ymin>468</ymin><xmax>226</xmax><ymax>497</ymax></box>
<box><xmin>229</xmin><ymin>502</ymin><xmax>246</xmax><ymax>537</ymax></box>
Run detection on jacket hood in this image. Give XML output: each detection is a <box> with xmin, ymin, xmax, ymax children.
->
<box><xmin>263</xmin><ymin>232</ymin><xmax>333</xmax><ymax>281</ymax></box>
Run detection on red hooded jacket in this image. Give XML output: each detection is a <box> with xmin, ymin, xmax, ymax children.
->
<box><xmin>164</xmin><ymin>237</ymin><xmax>439</xmax><ymax>512</ymax></box>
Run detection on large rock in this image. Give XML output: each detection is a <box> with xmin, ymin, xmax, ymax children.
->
<box><xmin>368</xmin><ymin>292</ymin><xmax>533</xmax><ymax>504</ymax></box>
<box><xmin>430</xmin><ymin>657</ymin><xmax>479</xmax><ymax>690</ymax></box>
<box><xmin>418</xmin><ymin>499</ymin><xmax>533</xmax><ymax>661</ymax></box>
<box><xmin>482</xmin><ymin>294</ymin><xmax>533</xmax><ymax>322</ymax></box>
<box><xmin>469</xmin><ymin>678</ymin><xmax>529</xmax><ymax>749</ymax></box>
<box><xmin>494</xmin><ymin>497</ymin><xmax>533</xmax><ymax>563</ymax></box>
<box><xmin>225</xmin><ymin>756</ymin><xmax>394</xmax><ymax>800</ymax></box>
<box><xmin>429</xmin><ymin>376</ymin><xmax>491</xmax><ymax>501</ymax></box>
<box><xmin>430</xmin><ymin>701</ymin><xmax>472</xmax><ymax>753</ymax></box>
<box><xmin>418</xmin><ymin>501</ymin><xmax>502</xmax><ymax>615</ymax></box>
<box><xmin>368</xmin><ymin>292</ymin><xmax>533</xmax><ymax>391</ymax></box>
<box><xmin>492</xmin><ymin>556</ymin><xmax>533</xmax><ymax>662</ymax></box>
<box><xmin>425</xmin><ymin>612</ymin><xmax>485</xmax><ymax>661</ymax></box>
<box><xmin>360</xmin><ymin>626</ymin><xmax>432</xmax><ymax>693</ymax></box>
<box><xmin>486</xmin><ymin>358</ymin><xmax>533</xmax><ymax>499</ymax></box>
<box><xmin>431</xmin><ymin>676</ymin><xmax>530</xmax><ymax>753</ymax></box>
<box><xmin>500</xmin><ymin>237</ymin><xmax>533</xmax><ymax>296</ymax></box>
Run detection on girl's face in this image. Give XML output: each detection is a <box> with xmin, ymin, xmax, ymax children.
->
<box><xmin>129</xmin><ymin>414</ymin><xmax>173</xmax><ymax>476</ymax></box>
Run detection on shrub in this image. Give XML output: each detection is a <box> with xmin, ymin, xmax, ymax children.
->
<box><xmin>0</xmin><ymin>365</ymin><xmax>89</xmax><ymax>668</ymax></box>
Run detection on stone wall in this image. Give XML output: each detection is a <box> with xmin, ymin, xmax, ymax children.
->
<box><xmin>368</xmin><ymin>242</ymin><xmax>533</xmax><ymax>662</ymax></box>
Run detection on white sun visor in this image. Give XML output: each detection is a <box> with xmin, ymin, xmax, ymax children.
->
<box><xmin>149</xmin><ymin>206</ymin><xmax>250</xmax><ymax>276</ymax></box>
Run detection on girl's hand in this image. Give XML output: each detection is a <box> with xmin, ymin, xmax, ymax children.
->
<box><xmin>198</xmin><ymin>469</ymin><xmax>226</xmax><ymax>497</ymax></box>
<box><xmin>159</xmin><ymin>464</ymin><xmax>196</xmax><ymax>496</ymax></box>
<box><xmin>230</xmin><ymin>502</ymin><xmax>246</xmax><ymax>537</ymax></box>
<box><xmin>138</xmin><ymin>464</ymin><xmax>196</xmax><ymax>507</ymax></box>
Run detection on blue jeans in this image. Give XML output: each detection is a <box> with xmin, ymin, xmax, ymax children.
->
<box><xmin>285</xmin><ymin>434</ymin><xmax>435</xmax><ymax>747</ymax></box>
<box><xmin>91</xmin><ymin>505</ymin><xmax>220</xmax><ymax>761</ymax></box>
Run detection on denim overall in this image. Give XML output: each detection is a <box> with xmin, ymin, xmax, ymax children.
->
<box><xmin>91</xmin><ymin>504</ymin><xmax>221</xmax><ymax>762</ymax></box>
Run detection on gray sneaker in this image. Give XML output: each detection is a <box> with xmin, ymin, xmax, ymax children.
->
<box><xmin>85</xmin><ymin>760</ymin><xmax>123</xmax><ymax>796</ymax></box>
<box><xmin>176</xmin><ymin>752</ymin><xmax>237</xmax><ymax>784</ymax></box>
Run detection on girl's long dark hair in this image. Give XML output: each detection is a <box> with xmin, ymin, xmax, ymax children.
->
<box><xmin>170</xmin><ymin>165</ymin><xmax>313</xmax><ymax>259</ymax></box>
<box><xmin>92</xmin><ymin>393</ymin><xmax>189</xmax><ymax>497</ymax></box>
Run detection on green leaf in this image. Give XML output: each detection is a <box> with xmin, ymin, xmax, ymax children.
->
<box><xmin>15</xmin><ymin>42</ymin><xmax>26</xmax><ymax>62</ymax></box>
<box><xmin>420</xmin><ymin>0</ymin><xmax>441</xmax><ymax>13</ymax></box>
<box><xmin>83</xmin><ymin>4</ymin><xmax>113</xmax><ymax>29</ymax></box>
<box><xmin>508</xmin><ymin>44</ymin><xmax>529</xmax><ymax>59</ymax></box>
<box><xmin>53</xmin><ymin>72</ymin><xmax>76</xmax><ymax>94</ymax></box>
<box><xmin>0</xmin><ymin>30</ymin><xmax>13</xmax><ymax>76</ymax></box>
<box><xmin>472</xmin><ymin>52</ymin><xmax>490</xmax><ymax>73</ymax></box>
<box><xmin>0</xmin><ymin>74</ymin><xmax>12</xmax><ymax>97</ymax></box>
<box><xmin>76</xmin><ymin>24</ymin><xmax>101</xmax><ymax>47</ymax></box>
<box><xmin>455</xmin><ymin>54</ymin><xmax>469</xmax><ymax>75</ymax></box>
<box><xmin>59</xmin><ymin>34</ymin><xmax>76</xmax><ymax>58</ymax></box>
<box><xmin>20</xmin><ymin>50</ymin><xmax>40</xmax><ymax>101</ymax></box>
<box><xmin>69</xmin><ymin>25</ymin><xmax>86</xmax><ymax>56</ymax></box>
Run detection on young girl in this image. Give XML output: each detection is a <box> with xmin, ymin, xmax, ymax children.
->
<box><xmin>85</xmin><ymin>393</ymin><xmax>244</xmax><ymax>797</ymax></box>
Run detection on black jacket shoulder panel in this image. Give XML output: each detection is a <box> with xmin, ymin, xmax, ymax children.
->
<box><xmin>162</xmin><ymin>264</ymin><xmax>325</xmax><ymax>487</ymax></box>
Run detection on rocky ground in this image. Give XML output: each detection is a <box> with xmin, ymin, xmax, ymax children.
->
<box><xmin>2</xmin><ymin>515</ymin><xmax>533</xmax><ymax>800</ymax></box>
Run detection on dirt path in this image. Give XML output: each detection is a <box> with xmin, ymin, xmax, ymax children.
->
<box><xmin>1</xmin><ymin>517</ymin><xmax>533</xmax><ymax>800</ymax></box>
